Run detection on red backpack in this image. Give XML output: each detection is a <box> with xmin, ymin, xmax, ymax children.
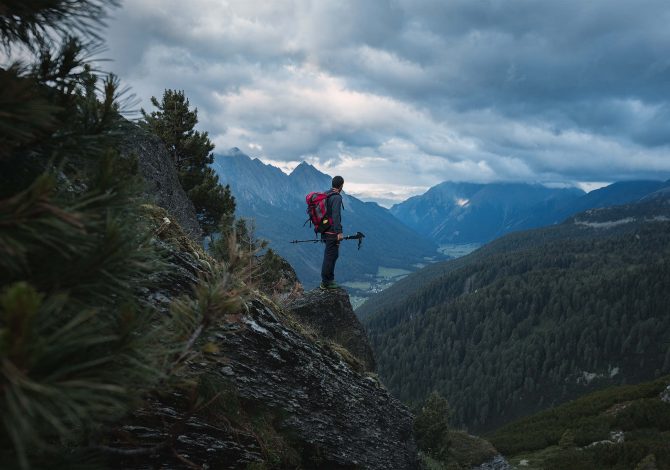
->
<box><xmin>305</xmin><ymin>191</ymin><xmax>336</xmax><ymax>234</ymax></box>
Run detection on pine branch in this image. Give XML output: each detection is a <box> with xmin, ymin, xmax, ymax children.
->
<box><xmin>0</xmin><ymin>0</ymin><xmax>120</xmax><ymax>51</ymax></box>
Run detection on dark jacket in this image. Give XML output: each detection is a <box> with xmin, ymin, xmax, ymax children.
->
<box><xmin>325</xmin><ymin>189</ymin><xmax>343</xmax><ymax>235</ymax></box>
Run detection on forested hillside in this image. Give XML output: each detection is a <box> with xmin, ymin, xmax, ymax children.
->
<box><xmin>363</xmin><ymin>196</ymin><xmax>670</xmax><ymax>432</ymax></box>
<box><xmin>488</xmin><ymin>376</ymin><xmax>670</xmax><ymax>469</ymax></box>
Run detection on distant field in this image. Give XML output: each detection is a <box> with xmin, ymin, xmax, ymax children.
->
<box><xmin>376</xmin><ymin>266</ymin><xmax>412</xmax><ymax>278</ymax></box>
<box><xmin>438</xmin><ymin>243</ymin><xmax>481</xmax><ymax>258</ymax></box>
<box><xmin>342</xmin><ymin>281</ymin><xmax>372</xmax><ymax>290</ymax></box>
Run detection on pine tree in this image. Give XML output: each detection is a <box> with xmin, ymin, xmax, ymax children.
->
<box><xmin>141</xmin><ymin>89</ymin><xmax>235</xmax><ymax>235</ymax></box>
<box><xmin>0</xmin><ymin>2</ymin><xmax>241</xmax><ymax>468</ymax></box>
<box><xmin>414</xmin><ymin>391</ymin><xmax>452</xmax><ymax>462</ymax></box>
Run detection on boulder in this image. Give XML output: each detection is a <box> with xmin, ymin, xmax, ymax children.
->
<box><xmin>288</xmin><ymin>288</ymin><xmax>376</xmax><ymax>372</ymax></box>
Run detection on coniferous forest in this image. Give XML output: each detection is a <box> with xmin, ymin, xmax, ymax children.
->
<box><xmin>364</xmin><ymin>198</ymin><xmax>670</xmax><ymax>432</ymax></box>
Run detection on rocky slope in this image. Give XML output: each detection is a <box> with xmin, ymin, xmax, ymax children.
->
<box><xmin>112</xmin><ymin>287</ymin><xmax>418</xmax><ymax>469</ymax></box>
<box><xmin>108</xmin><ymin>139</ymin><xmax>419</xmax><ymax>469</ymax></box>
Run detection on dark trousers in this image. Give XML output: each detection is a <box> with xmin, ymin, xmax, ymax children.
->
<box><xmin>321</xmin><ymin>238</ymin><xmax>340</xmax><ymax>283</ymax></box>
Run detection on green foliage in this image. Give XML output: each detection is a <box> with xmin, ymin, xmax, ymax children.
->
<box><xmin>414</xmin><ymin>391</ymin><xmax>452</xmax><ymax>461</ymax></box>
<box><xmin>489</xmin><ymin>377</ymin><xmax>669</xmax><ymax>455</ymax></box>
<box><xmin>1</xmin><ymin>37</ymin><xmax>128</xmax><ymax>177</ymax></box>
<box><xmin>447</xmin><ymin>431</ymin><xmax>497</xmax><ymax>469</ymax></box>
<box><xmin>0</xmin><ymin>156</ymin><xmax>170</xmax><ymax>469</ymax></box>
<box><xmin>489</xmin><ymin>377</ymin><xmax>670</xmax><ymax>470</ymax></box>
<box><xmin>613</xmin><ymin>399</ymin><xmax>670</xmax><ymax>431</ymax></box>
<box><xmin>0</xmin><ymin>0</ymin><xmax>118</xmax><ymax>49</ymax></box>
<box><xmin>207</xmin><ymin>217</ymin><xmax>300</xmax><ymax>299</ymax></box>
<box><xmin>257</xmin><ymin>248</ymin><xmax>297</xmax><ymax>294</ymax></box>
<box><xmin>141</xmin><ymin>89</ymin><xmax>235</xmax><ymax>235</ymax></box>
<box><xmin>0</xmin><ymin>3</ymin><xmax>252</xmax><ymax>468</ymax></box>
<box><xmin>364</xmin><ymin>210</ymin><xmax>670</xmax><ymax>431</ymax></box>
<box><xmin>634</xmin><ymin>453</ymin><xmax>658</xmax><ymax>470</ymax></box>
<box><xmin>210</xmin><ymin>217</ymin><xmax>264</xmax><ymax>262</ymax></box>
<box><xmin>559</xmin><ymin>429</ymin><xmax>575</xmax><ymax>449</ymax></box>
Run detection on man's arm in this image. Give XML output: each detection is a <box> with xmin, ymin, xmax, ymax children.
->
<box><xmin>331</xmin><ymin>194</ymin><xmax>343</xmax><ymax>238</ymax></box>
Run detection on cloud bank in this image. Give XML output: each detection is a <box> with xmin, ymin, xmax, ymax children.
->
<box><xmin>104</xmin><ymin>0</ymin><xmax>670</xmax><ymax>205</ymax></box>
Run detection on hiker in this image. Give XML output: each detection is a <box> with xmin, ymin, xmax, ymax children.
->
<box><xmin>320</xmin><ymin>176</ymin><xmax>344</xmax><ymax>289</ymax></box>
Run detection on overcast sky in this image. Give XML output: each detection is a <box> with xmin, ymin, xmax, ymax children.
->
<box><xmin>103</xmin><ymin>0</ymin><xmax>670</xmax><ymax>206</ymax></box>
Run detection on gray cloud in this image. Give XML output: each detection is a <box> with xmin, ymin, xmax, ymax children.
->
<box><xmin>102</xmin><ymin>0</ymin><xmax>670</xmax><ymax>204</ymax></box>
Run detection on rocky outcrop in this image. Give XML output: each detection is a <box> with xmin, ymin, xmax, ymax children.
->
<box><xmin>257</xmin><ymin>249</ymin><xmax>304</xmax><ymax>303</ymax></box>
<box><xmin>113</xmin><ymin>289</ymin><xmax>417</xmax><ymax>469</ymax></box>
<box><xmin>288</xmin><ymin>288</ymin><xmax>376</xmax><ymax>372</ymax></box>
<box><xmin>106</xmin><ymin>145</ymin><xmax>416</xmax><ymax>468</ymax></box>
<box><xmin>121</xmin><ymin>125</ymin><xmax>202</xmax><ymax>240</ymax></box>
<box><xmin>216</xmin><ymin>299</ymin><xmax>417</xmax><ymax>468</ymax></box>
<box><xmin>661</xmin><ymin>385</ymin><xmax>670</xmax><ymax>403</ymax></box>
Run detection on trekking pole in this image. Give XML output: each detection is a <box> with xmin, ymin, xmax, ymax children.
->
<box><xmin>342</xmin><ymin>231</ymin><xmax>366</xmax><ymax>250</ymax></box>
<box><xmin>289</xmin><ymin>238</ymin><xmax>324</xmax><ymax>244</ymax></box>
<box><xmin>289</xmin><ymin>232</ymin><xmax>366</xmax><ymax>250</ymax></box>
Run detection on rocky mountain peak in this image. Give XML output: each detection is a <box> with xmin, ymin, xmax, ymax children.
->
<box><xmin>289</xmin><ymin>161</ymin><xmax>332</xmax><ymax>190</ymax></box>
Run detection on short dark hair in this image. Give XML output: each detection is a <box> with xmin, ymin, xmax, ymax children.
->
<box><xmin>332</xmin><ymin>175</ymin><xmax>344</xmax><ymax>189</ymax></box>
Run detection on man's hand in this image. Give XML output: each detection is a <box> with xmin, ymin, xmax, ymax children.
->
<box><xmin>337</xmin><ymin>233</ymin><xmax>344</xmax><ymax>241</ymax></box>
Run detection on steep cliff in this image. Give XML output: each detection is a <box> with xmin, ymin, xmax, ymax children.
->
<box><xmin>288</xmin><ymin>288</ymin><xmax>376</xmax><ymax>373</ymax></box>
<box><xmin>122</xmin><ymin>125</ymin><xmax>202</xmax><ymax>240</ymax></box>
<box><xmin>112</xmin><ymin>286</ymin><xmax>418</xmax><ymax>469</ymax></box>
<box><xmin>112</xmin><ymin>121</ymin><xmax>419</xmax><ymax>468</ymax></box>
<box><xmin>98</xmin><ymin>211</ymin><xmax>415</xmax><ymax>469</ymax></box>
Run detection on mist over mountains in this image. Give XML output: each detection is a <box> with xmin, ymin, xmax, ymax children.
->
<box><xmin>212</xmin><ymin>149</ymin><xmax>440</xmax><ymax>288</ymax></box>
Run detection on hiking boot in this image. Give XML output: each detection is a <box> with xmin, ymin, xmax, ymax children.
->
<box><xmin>320</xmin><ymin>281</ymin><xmax>339</xmax><ymax>290</ymax></box>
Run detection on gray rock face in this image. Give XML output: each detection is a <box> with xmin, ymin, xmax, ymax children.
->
<box><xmin>121</xmin><ymin>126</ymin><xmax>202</xmax><ymax>240</ymax></box>
<box><xmin>218</xmin><ymin>299</ymin><xmax>418</xmax><ymax>469</ymax></box>
<box><xmin>288</xmin><ymin>288</ymin><xmax>376</xmax><ymax>372</ymax></box>
<box><xmin>115</xmin><ymin>291</ymin><xmax>417</xmax><ymax>469</ymax></box>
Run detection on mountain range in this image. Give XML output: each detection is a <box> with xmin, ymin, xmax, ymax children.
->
<box><xmin>211</xmin><ymin>149</ymin><xmax>440</xmax><ymax>288</ymax></box>
<box><xmin>361</xmin><ymin>190</ymin><xmax>670</xmax><ymax>432</ymax></box>
<box><xmin>390</xmin><ymin>179</ymin><xmax>670</xmax><ymax>245</ymax></box>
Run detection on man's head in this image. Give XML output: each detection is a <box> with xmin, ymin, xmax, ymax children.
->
<box><xmin>332</xmin><ymin>175</ymin><xmax>344</xmax><ymax>191</ymax></box>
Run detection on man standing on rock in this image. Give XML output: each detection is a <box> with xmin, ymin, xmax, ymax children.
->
<box><xmin>320</xmin><ymin>176</ymin><xmax>344</xmax><ymax>290</ymax></box>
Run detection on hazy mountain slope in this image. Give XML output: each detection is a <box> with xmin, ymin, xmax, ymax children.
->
<box><xmin>390</xmin><ymin>182</ymin><xmax>584</xmax><ymax>244</ymax></box>
<box><xmin>362</xmin><ymin>195</ymin><xmax>670</xmax><ymax>432</ymax></box>
<box><xmin>212</xmin><ymin>150</ymin><xmax>440</xmax><ymax>287</ymax></box>
<box><xmin>554</xmin><ymin>180</ymin><xmax>670</xmax><ymax>219</ymax></box>
<box><xmin>390</xmin><ymin>180</ymin><xmax>670</xmax><ymax>247</ymax></box>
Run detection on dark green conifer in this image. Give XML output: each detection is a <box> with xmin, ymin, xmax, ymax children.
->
<box><xmin>0</xmin><ymin>2</ymin><xmax>249</xmax><ymax>468</ymax></box>
<box><xmin>414</xmin><ymin>391</ymin><xmax>452</xmax><ymax>462</ymax></box>
<box><xmin>141</xmin><ymin>89</ymin><xmax>236</xmax><ymax>236</ymax></box>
